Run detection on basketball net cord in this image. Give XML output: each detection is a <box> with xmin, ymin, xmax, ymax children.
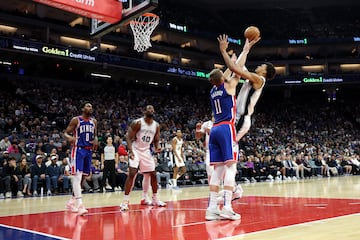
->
<box><xmin>130</xmin><ymin>14</ymin><xmax>159</xmax><ymax>52</ymax></box>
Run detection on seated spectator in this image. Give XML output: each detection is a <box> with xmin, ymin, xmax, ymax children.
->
<box><xmin>2</xmin><ymin>157</ymin><xmax>23</xmax><ymax>198</ymax></box>
<box><xmin>59</xmin><ymin>157</ymin><xmax>72</xmax><ymax>193</ymax></box>
<box><xmin>46</xmin><ymin>155</ymin><xmax>61</xmax><ymax>195</ymax></box>
<box><xmin>340</xmin><ymin>157</ymin><xmax>353</xmax><ymax>175</ymax></box>
<box><xmin>117</xmin><ymin>139</ymin><xmax>128</xmax><ymax>157</ymax></box>
<box><xmin>19</xmin><ymin>156</ymin><xmax>32</xmax><ymax>196</ymax></box>
<box><xmin>302</xmin><ymin>155</ymin><xmax>314</xmax><ymax>177</ymax></box>
<box><xmin>83</xmin><ymin>159</ymin><xmax>103</xmax><ymax>193</ymax></box>
<box><xmin>7</xmin><ymin>140</ymin><xmax>20</xmax><ymax>154</ymax></box>
<box><xmin>31</xmin><ymin>155</ymin><xmax>50</xmax><ymax>196</ymax></box>
<box><xmin>282</xmin><ymin>154</ymin><xmax>297</xmax><ymax>179</ymax></box>
<box><xmin>115</xmin><ymin>155</ymin><xmax>128</xmax><ymax>191</ymax></box>
<box><xmin>313</xmin><ymin>155</ymin><xmax>324</xmax><ymax>176</ymax></box>
<box><xmin>243</xmin><ymin>154</ymin><xmax>256</xmax><ymax>183</ymax></box>
<box><xmin>254</xmin><ymin>156</ymin><xmax>269</xmax><ymax>182</ymax></box>
<box><xmin>0</xmin><ymin>150</ymin><xmax>9</xmax><ymax>166</ymax></box>
<box><xmin>0</xmin><ymin>136</ymin><xmax>11</xmax><ymax>151</ymax></box>
<box><xmin>319</xmin><ymin>154</ymin><xmax>330</xmax><ymax>177</ymax></box>
<box><xmin>155</xmin><ymin>157</ymin><xmax>171</xmax><ymax>188</ymax></box>
<box><xmin>273</xmin><ymin>154</ymin><xmax>286</xmax><ymax>181</ymax></box>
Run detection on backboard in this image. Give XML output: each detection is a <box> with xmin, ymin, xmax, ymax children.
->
<box><xmin>90</xmin><ymin>0</ymin><xmax>158</xmax><ymax>38</ymax></box>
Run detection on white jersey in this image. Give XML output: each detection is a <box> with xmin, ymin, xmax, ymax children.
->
<box><xmin>173</xmin><ymin>137</ymin><xmax>184</xmax><ymax>167</ymax></box>
<box><xmin>200</xmin><ymin>120</ymin><xmax>213</xmax><ymax>150</ymax></box>
<box><xmin>133</xmin><ymin>117</ymin><xmax>158</xmax><ymax>151</ymax></box>
<box><xmin>173</xmin><ymin>137</ymin><xmax>183</xmax><ymax>154</ymax></box>
<box><xmin>236</xmin><ymin>76</ymin><xmax>266</xmax><ymax>121</ymax></box>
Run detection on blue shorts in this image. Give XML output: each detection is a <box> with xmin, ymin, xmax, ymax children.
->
<box><xmin>209</xmin><ymin>122</ymin><xmax>238</xmax><ymax>164</ymax></box>
<box><xmin>71</xmin><ymin>146</ymin><xmax>92</xmax><ymax>175</ymax></box>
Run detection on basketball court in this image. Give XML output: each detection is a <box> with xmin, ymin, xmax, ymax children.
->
<box><xmin>1</xmin><ymin>176</ymin><xmax>360</xmax><ymax>239</ymax></box>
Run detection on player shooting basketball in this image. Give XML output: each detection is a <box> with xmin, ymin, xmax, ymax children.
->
<box><xmin>217</xmin><ymin>34</ymin><xmax>276</xmax><ymax>142</ymax></box>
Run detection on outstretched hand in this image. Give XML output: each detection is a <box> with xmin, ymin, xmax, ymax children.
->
<box><xmin>243</xmin><ymin>37</ymin><xmax>261</xmax><ymax>52</ymax></box>
<box><xmin>217</xmin><ymin>34</ymin><xmax>229</xmax><ymax>52</ymax></box>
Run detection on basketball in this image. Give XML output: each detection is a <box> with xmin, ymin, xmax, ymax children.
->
<box><xmin>244</xmin><ymin>26</ymin><xmax>260</xmax><ymax>41</ymax></box>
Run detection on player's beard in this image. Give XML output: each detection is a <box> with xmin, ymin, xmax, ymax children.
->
<box><xmin>145</xmin><ymin>113</ymin><xmax>154</xmax><ymax>119</ymax></box>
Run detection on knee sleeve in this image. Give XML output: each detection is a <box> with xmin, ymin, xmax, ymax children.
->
<box><xmin>209</xmin><ymin>165</ymin><xmax>225</xmax><ymax>186</ymax></box>
<box><xmin>223</xmin><ymin>164</ymin><xmax>237</xmax><ymax>187</ymax></box>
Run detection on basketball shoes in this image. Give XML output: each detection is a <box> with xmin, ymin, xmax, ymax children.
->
<box><xmin>152</xmin><ymin>196</ymin><xmax>166</xmax><ymax>207</ymax></box>
<box><xmin>65</xmin><ymin>198</ymin><xmax>78</xmax><ymax>213</ymax></box>
<box><xmin>205</xmin><ymin>206</ymin><xmax>221</xmax><ymax>221</ymax></box>
<box><xmin>120</xmin><ymin>200</ymin><xmax>129</xmax><ymax>211</ymax></box>
<box><xmin>220</xmin><ymin>206</ymin><xmax>241</xmax><ymax>220</ymax></box>
<box><xmin>140</xmin><ymin>198</ymin><xmax>153</xmax><ymax>206</ymax></box>
<box><xmin>77</xmin><ymin>204</ymin><xmax>88</xmax><ymax>216</ymax></box>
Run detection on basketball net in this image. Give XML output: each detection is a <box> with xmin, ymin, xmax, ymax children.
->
<box><xmin>130</xmin><ymin>13</ymin><xmax>159</xmax><ymax>52</ymax></box>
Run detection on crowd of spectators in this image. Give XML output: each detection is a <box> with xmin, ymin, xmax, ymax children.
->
<box><xmin>0</xmin><ymin>74</ymin><xmax>359</xmax><ymax>198</ymax></box>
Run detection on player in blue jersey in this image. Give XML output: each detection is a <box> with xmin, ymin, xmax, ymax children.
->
<box><xmin>64</xmin><ymin>102</ymin><xmax>98</xmax><ymax>215</ymax></box>
<box><xmin>205</xmin><ymin>35</ymin><xmax>242</xmax><ymax>221</ymax></box>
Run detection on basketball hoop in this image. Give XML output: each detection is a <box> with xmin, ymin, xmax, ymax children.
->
<box><xmin>130</xmin><ymin>13</ymin><xmax>159</xmax><ymax>52</ymax></box>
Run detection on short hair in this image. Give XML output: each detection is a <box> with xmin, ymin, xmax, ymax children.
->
<box><xmin>80</xmin><ymin>101</ymin><xmax>91</xmax><ymax>109</ymax></box>
<box><xmin>209</xmin><ymin>69</ymin><xmax>223</xmax><ymax>85</ymax></box>
<box><xmin>264</xmin><ymin>62</ymin><xmax>276</xmax><ymax>80</ymax></box>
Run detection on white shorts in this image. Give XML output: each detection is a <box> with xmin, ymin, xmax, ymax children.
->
<box><xmin>205</xmin><ymin>149</ymin><xmax>210</xmax><ymax>166</ymax></box>
<box><xmin>129</xmin><ymin>147</ymin><xmax>155</xmax><ymax>173</ymax></box>
<box><xmin>174</xmin><ymin>155</ymin><xmax>185</xmax><ymax>168</ymax></box>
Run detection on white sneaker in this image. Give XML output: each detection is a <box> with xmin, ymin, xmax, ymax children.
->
<box><xmin>220</xmin><ymin>206</ymin><xmax>241</xmax><ymax>220</ymax></box>
<box><xmin>152</xmin><ymin>196</ymin><xmax>166</xmax><ymax>207</ymax></box>
<box><xmin>140</xmin><ymin>198</ymin><xmax>153</xmax><ymax>206</ymax></box>
<box><xmin>232</xmin><ymin>184</ymin><xmax>243</xmax><ymax>201</ymax></box>
<box><xmin>17</xmin><ymin>191</ymin><xmax>24</xmax><ymax>197</ymax></box>
<box><xmin>47</xmin><ymin>190</ymin><xmax>52</xmax><ymax>196</ymax></box>
<box><xmin>0</xmin><ymin>194</ymin><xmax>4</xmax><ymax>199</ymax></box>
<box><xmin>65</xmin><ymin>198</ymin><xmax>78</xmax><ymax>213</ymax></box>
<box><xmin>5</xmin><ymin>192</ymin><xmax>11</xmax><ymax>198</ymax></box>
<box><xmin>166</xmin><ymin>184</ymin><xmax>171</xmax><ymax>189</ymax></box>
<box><xmin>250</xmin><ymin>177</ymin><xmax>256</xmax><ymax>183</ymax></box>
<box><xmin>114</xmin><ymin>186</ymin><xmax>122</xmax><ymax>191</ymax></box>
<box><xmin>33</xmin><ymin>190</ymin><xmax>38</xmax><ymax>197</ymax></box>
<box><xmin>205</xmin><ymin>207</ymin><xmax>221</xmax><ymax>221</ymax></box>
<box><xmin>120</xmin><ymin>200</ymin><xmax>129</xmax><ymax>211</ymax></box>
<box><xmin>105</xmin><ymin>184</ymin><xmax>112</xmax><ymax>190</ymax></box>
<box><xmin>78</xmin><ymin>204</ymin><xmax>88</xmax><ymax>216</ymax></box>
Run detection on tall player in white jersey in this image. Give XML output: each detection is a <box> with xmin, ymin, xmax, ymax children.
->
<box><xmin>120</xmin><ymin>105</ymin><xmax>166</xmax><ymax>211</ymax></box>
<box><xmin>227</xmin><ymin>40</ymin><xmax>276</xmax><ymax>142</ymax></box>
<box><xmin>171</xmin><ymin>129</ymin><xmax>186</xmax><ymax>189</ymax></box>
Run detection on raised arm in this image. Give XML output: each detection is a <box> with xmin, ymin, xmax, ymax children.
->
<box><xmin>218</xmin><ymin>34</ymin><xmax>263</xmax><ymax>88</ymax></box>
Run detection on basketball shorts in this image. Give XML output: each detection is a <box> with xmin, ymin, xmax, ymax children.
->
<box><xmin>209</xmin><ymin>122</ymin><xmax>238</xmax><ymax>164</ymax></box>
<box><xmin>71</xmin><ymin>146</ymin><xmax>92</xmax><ymax>175</ymax></box>
<box><xmin>174</xmin><ymin>153</ymin><xmax>185</xmax><ymax>168</ymax></box>
<box><xmin>129</xmin><ymin>147</ymin><xmax>155</xmax><ymax>173</ymax></box>
<box><xmin>236</xmin><ymin>115</ymin><xmax>251</xmax><ymax>140</ymax></box>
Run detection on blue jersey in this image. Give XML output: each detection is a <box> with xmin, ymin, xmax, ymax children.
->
<box><xmin>210</xmin><ymin>83</ymin><xmax>236</xmax><ymax>124</ymax></box>
<box><xmin>74</xmin><ymin>116</ymin><xmax>95</xmax><ymax>147</ymax></box>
